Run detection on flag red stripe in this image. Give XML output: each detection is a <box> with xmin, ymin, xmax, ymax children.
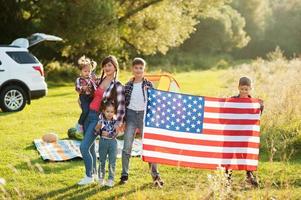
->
<box><xmin>203</xmin><ymin>118</ymin><xmax>260</xmax><ymax>125</ymax></box>
<box><xmin>143</xmin><ymin>144</ymin><xmax>259</xmax><ymax>160</ymax></box>
<box><xmin>204</xmin><ymin>97</ymin><xmax>260</xmax><ymax>103</ymax></box>
<box><xmin>204</xmin><ymin>107</ymin><xmax>261</xmax><ymax>114</ymax></box>
<box><xmin>144</xmin><ymin>133</ymin><xmax>260</xmax><ymax>148</ymax></box>
<box><xmin>202</xmin><ymin>129</ymin><xmax>260</xmax><ymax>136</ymax></box>
<box><xmin>142</xmin><ymin>156</ymin><xmax>257</xmax><ymax>171</ymax></box>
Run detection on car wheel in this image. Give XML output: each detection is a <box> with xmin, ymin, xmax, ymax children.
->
<box><xmin>0</xmin><ymin>85</ymin><xmax>27</xmax><ymax>112</ymax></box>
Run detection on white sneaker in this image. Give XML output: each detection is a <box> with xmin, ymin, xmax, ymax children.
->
<box><xmin>105</xmin><ymin>179</ymin><xmax>114</xmax><ymax>187</ymax></box>
<box><xmin>93</xmin><ymin>173</ymin><xmax>99</xmax><ymax>182</ymax></box>
<box><xmin>78</xmin><ymin>176</ymin><xmax>94</xmax><ymax>185</ymax></box>
<box><xmin>99</xmin><ymin>178</ymin><xmax>105</xmax><ymax>186</ymax></box>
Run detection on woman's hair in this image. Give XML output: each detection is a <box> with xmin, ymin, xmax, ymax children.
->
<box><xmin>239</xmin><ymin>77</ymin><xmax>252</xmax><ymax>86</ymax></box>
<box><xmin>99</xmin><ymin>55</ymin><xmax>119</xmax><ymax>82</ymax></box>
<box><xmin>99</xmin><ymin>55</ymin><xmax>119</xmax><ymax>104</ymax></box>
<box><xmin>100</xmin><ymin>99</ymin><xmax>116</xmax><ymax>113</ymax></box>
<box><xmin>77</xmin><ymin>55</ymin><xmax>97</xmax><ymax>70</ymax></box>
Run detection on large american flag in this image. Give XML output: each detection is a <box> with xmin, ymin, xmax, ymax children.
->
<box><xmin>142</xmin><ymin>89</ymin><xmax>261</xmax><ymax>171</ymax></box>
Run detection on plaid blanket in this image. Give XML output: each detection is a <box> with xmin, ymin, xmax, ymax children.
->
<box><xmin>34</xmin><ymin>139</ymin><xmax>142</xmax><ymax>161</ymax></box>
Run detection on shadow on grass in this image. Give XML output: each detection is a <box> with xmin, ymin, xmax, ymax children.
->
<box><xmin>103</xmin><ymin>183</ymin><xmax>152</xmax><ymax>200</ymax></box>
<box><xmin>15</xmin><ymin>156</ymin><xmax>82</xmax><ymax>174</ymax></box>
<box><xmin>34</xmin><ymin>184</ymin><xmax>89</xmax><ymax>200</ymax></box>
<box><xmin>0</xmin><ymin>110</ymin><xmax>18</xmax><ymax>116</ymax></box>
<box><xmin>34</xmin><ymin>182</ymin><xmax>152</xmax><ymax>200</ymax></box>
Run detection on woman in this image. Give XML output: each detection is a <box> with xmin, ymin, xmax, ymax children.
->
<box><xmin>78</xmin><ymin>55</ymin><xmax>125</xmax><ymax>185</ymax></box>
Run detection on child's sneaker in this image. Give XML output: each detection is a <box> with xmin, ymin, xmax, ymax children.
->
<box><xmin>120</xmin><ymin>175</ymin><xmax>128</xmax><ymax>184</ymax></box>
<box><xmin>93</xmin><ymin>173</ymin><xmax>99</xmax><ymax>182</ymax></box>
<box><xmin>153</xmin><ymin>176</ymin><xmax>164</xmax><ymax>188</ymax></box>
<box><xmin>246</xmin><ymin>173</ymin><xmax>259</xmax><ymax>188</ymax></box>
<box><xmin>78</xmin><ymin>176</ymin><xmax>94</xmax><ymax>185</ymax></box>
<box><xmin>225</xmin><ymin>169</ymin><xmax>232</xmax><ymax>186</ymax></box>
<box><xmin>105</xmin><ymin>179</ymin><xmax>114</xmax><ymax>187</ymax></box>
<box><xmin>98</xmin><ymin>178</ymin><xmax>105</xmax><ymax>186</ymax></box>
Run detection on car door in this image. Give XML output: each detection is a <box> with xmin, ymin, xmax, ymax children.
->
<box><xmin>10</xmin><ymin>33</ymin><xmax>62</xmax><ymax>48</ymax></box>
<box><xmin>0</xmin><ymin>50</ymin><xmax>10</xmax><ymax>86</ymax></box>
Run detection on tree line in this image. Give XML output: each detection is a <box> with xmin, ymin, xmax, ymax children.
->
<box><xmin>0</xmin><ymin>0</ymin><xmax>300</xmax><ymax>65</ymax></box>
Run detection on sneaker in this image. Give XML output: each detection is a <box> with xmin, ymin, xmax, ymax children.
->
<box><xmin>99</xmin><ymin>178</ymin><xmax>105</xmax><ymax>186</ymax></box>
<box><xmin>153</xmin><ymin>176</ymin><xmax>164</xmax><ymax>188</ymax></box>
<box><xmin>78</xmin><ymin>176</ymin><xmax>94</xmax><ymax>185</ymax></box>
<box><xmin>120</xmin><ymin>175</ymin><xmax>128</xmax><ymax>184</ymax></box>
<box><xmin>246</xmin><ymin>174</ymin><xmax>259</xmax><ymax>187</ymax></box>
<box><xmin>105</xmin><ymin>179</ymin><xmax>114</xmax><ymax>187</ymax></box>
<box><xmin>93</xmin><ymin>173</ymin><xmax>99</xmax><ymax>182</ymax></box>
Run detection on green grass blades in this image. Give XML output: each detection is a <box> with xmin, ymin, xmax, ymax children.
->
<box><xmin>0</xmin><ymin>69</ymin><xmax>300</xmax><ymax>199</ymax></box>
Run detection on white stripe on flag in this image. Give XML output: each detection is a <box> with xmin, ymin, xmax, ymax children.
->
<box><xmin>144</xmin><ymin>127</ymin><xmax>260</xmax><ymax>143</ymax></box>
<box><xmin>205</xmin><ymin>101</ymin><xmax>260</xmax><ymax>109</ymax></box>
<box><xmin>142</xmin><ymin>150</ymin><xmax>259</xmax><ymax>166</ymax></box>
<box><xmin>142</xmin><ymin>138</ymin><xmax>259</xmax><ymax>154</ymax></box>
<box><xmin>204</xmin><ymin>112</ymin><xmax>260</xmax><ymax>120</ymax></box>
<box><xmin>203</xmin><ymin>123</ymin><xmax>260</xmax><ymax>132</ymax></box>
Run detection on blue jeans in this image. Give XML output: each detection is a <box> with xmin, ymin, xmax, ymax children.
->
<box><xmin>121</xmin><ymin>109</ymin><xmax>159</xmax><ymax>178</ymax></box>
<box><xmin>78</xmin><ymin>94</ymin><xmax>92</xmax><ymax>126</ymax></box>
<box><xmin>99</xmin><ymin>138</ymin><xmax>117</xmax><ymax>180</ymax></box>
<box><xmin>80</xmin><ymin>110</ymin><xmax>98</xmax><ymax>177</ymax></box>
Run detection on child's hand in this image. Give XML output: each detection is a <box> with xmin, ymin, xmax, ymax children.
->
<box><xmin>94</xmin><ymin>124</ymin><xmax>101</xmax><ymax>135</ymax></box>
<box><xmin>102</xmin><ymin>131</ymin><xmax>109</xmax><ymax>137</ymax></box>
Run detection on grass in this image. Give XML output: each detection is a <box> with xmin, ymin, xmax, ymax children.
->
<box><xmin>0</xmin><ymin>69</ymin><xmax>301</xmax><ymax>199</ymax></box>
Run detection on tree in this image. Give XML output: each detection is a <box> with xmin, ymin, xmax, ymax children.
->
<box><xmin>230</xmin><ymin>0</ymin><xmax>272</xmax><ymax>58</ymax></box>
<box><xmin>1</xmin><ymin>0</ymin><xmax>230</xmax><ymax>61</ymax></box>
<box><xmin>179</xmin><ymin>5</ymin><xmax>250</xmax><ymax>54</ymax></box>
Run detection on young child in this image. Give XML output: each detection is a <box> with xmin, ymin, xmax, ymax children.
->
<box><xmin>226</xmin><ymin>76</ymin><xmax>264</xmax><ymax>187</ymax></box>
<box><xmin>120</xmin><ymin>57</ymin><xmax>164</xmax><ymax>187</ymax></box>
<box><xmin>94</xmin><ymin>99</ymin><xmax>118</xmax><ymax>187</ymax></box>
<box><xmin>75</xmin><ymin>55</ymin><xmax>97</xmax><ymax>133</ymax></box>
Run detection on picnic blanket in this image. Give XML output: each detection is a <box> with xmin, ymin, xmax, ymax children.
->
<box><xmin>34</xmin><ymin>139</ymin><xmax>142</xmax><ymax>161</ymax></box>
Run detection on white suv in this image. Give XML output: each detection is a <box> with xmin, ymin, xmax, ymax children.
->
<box><xmin>0</xmin><ymin>33</ymin><xmax>62</xmax><ymax>112</ymax></box>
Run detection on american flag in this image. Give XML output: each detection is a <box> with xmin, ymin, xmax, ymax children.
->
<box><xmin>142</xmin><ymin>89</ymin><xmax>261</xmax><ymax>171</ymax></box>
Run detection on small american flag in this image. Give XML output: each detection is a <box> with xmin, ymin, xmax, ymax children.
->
<box><xmin>142</xmin><ymin>89</ymin><xmax>261</xmax><ymax>171</ymax></box>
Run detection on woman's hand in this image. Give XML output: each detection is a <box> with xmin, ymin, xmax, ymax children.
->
<box><xmin>94</xmin><ymin>124</ymin><xmax>101</xmax><ymax>132</ymax></box>
<box><xmin>82</xmin><ymin>85</ymin><xmax>88</xmax><ymax>91</ymax></box>
<box><xmin>115</xmin><ymin>123</ymin><xmax>124</xmax><ymax>134</ymax></box>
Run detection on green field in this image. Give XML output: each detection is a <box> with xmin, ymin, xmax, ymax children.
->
<box><xmin>0</xmin><ymin>70</ymin><xmax>300</xmax><ymax>200</ymax></box>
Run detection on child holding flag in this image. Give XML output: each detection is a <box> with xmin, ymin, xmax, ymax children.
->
<box><xmin>120</xmin><ymin>58</ymin><xmax>164</xmax><ymax>187</ymax></box>
<box><xmin>226</xmin><ymin>76</ymin><xmax>264</xmax><ymax>187</ymax></box>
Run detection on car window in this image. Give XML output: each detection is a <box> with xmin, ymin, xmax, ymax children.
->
<box><xmin>6</xmin><ymin>51</ymin><xmax>38</xmax><ymax>64</ymax></box>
